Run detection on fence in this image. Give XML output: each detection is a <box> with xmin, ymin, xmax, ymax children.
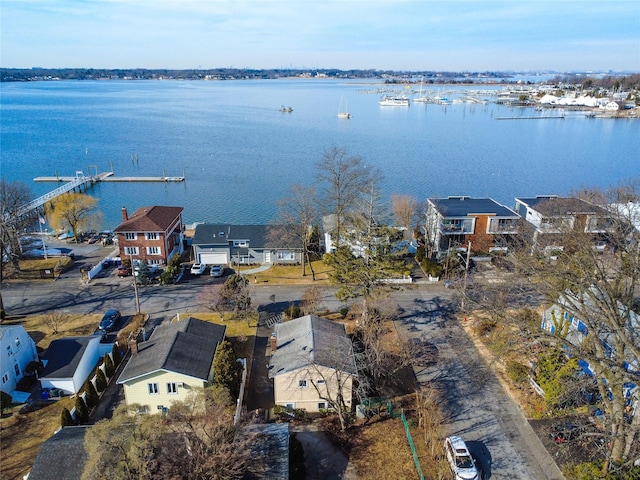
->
<box><xmin>401</xmin><ymin>411</ymin><xmax>425</xmax><ymax>480</ymax></box>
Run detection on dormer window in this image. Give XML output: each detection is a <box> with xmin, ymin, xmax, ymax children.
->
<box><xmin>125</xmin><ymin>232</ymin><xmax>137</xmax><ymax>240</ymax></box>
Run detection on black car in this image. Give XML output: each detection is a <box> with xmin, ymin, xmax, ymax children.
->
<box><xmin>99</xmin><ymin>309</ymin><xmax>122</xmax><ymax>332</ymax></box>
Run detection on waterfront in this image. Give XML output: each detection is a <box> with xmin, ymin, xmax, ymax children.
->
<box><xmin>1</xmin><ymin>79</ymin><xmax>638</xmax><ymax>229</ymax></box>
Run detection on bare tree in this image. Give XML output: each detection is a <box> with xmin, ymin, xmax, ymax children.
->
<box><xmin>0</xmin><ymin>179</ymin><xmax>32</xmax><ymax>319</ymax></box>
<box><xmin>270</xmin><ymin>184</ymin><xmax>320</xmax><ymax>278</ymax></box>
<box><xmin>43</xmin><ymin>310</ymin><xmax>65</xmax><ymax>334</ymax></box>
<box><xmin>391</xmin><ymin>194</ymin><xmax>418</xmax><ymax>231</ymax></box>
<box><xmin>510</xmin><ymin>183</ymin><xmax>640</xmax><ymax>473</ymax></box>
<box><xmin>301</xmin><ymin>286</ymin><xmax>322</xmax><ymax>315</ymax></box>
<box><xmin>315</xmin><ymin>146</ymin><xmax>374</xmax><ymax>249</ymax></box>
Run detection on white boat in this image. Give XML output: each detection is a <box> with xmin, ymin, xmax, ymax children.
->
<box><xmin>338</xmin><ymin>96</ymin><xmax>350</xmax><ymax>118</ymax></box>
<box><xmin>379</xmin><ymin>95</ymin><xmax>410</xmax><ymax>106</ymax></box>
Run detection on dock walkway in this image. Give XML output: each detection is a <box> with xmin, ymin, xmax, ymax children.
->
<box><xmin>16</xmin><ymin>170</ymin><xmax>185</xmax><ymax>221</ymax></box>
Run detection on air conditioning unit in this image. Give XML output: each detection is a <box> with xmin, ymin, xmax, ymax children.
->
<box><xmin>177</xmin><ymin>382</ymin><xmax>184</xmax><ymax>388</ymax></box>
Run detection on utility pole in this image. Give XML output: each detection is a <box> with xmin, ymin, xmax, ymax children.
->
<box><xmin>460</xmin><ymin>241</ymin><xmax>472</xmax><ymax>312</ymax></box>
<box><xmin>130</xmin><ymin>254</ymin><xmax>141</xmax><ymax>313</ymax></box>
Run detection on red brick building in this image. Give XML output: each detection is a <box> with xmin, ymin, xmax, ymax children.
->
<box><xmin>114</xmin><ymin>206</ymin><xmax>184</xmax><ymax>266</ymax></box>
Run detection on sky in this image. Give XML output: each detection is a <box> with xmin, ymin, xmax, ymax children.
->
<box><xmin>1</xmin><ymin>0</ymin><xmax>639</xmax><ymax>72</ymax></box>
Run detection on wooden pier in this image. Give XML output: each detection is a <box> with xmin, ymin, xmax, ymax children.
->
<box><xmin>15</xmin><ymin>170</ymin><xmax>185</xmax><ymax>222</ymax></box>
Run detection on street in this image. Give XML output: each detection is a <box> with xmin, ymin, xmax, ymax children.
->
<box><xmin>1</xmin><ymin>251</ymin><xmax>563</xmax><ymax>479</ymax></box>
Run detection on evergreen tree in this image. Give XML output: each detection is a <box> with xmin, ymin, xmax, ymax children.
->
<box><xmin>75</xmin><ymin>395</ymin><xmax>88</xmax><ymax>424</ymax></box>
<box><xmin>103</xmin><ymin>353</ymin><xmax>114</xmax><ymax>378</ymax></box>
<box><xmin>95</xmin><ymin>368</ymin><xmax>107</xmax><ymax>393</ymax></box>
<box><xmin>111</xmin><ymin>344</ymin><xmax>122</xmax><ymax>366</ymax></box>
<box><xmin>213</xmin><ymin>340</ymin><xmax>243</xmax><ymax>397</ymax></box>
<box><xmin>61</xmin><ymin>407</ymin><xmax>74</xmax><ymax>427</ymax></box>
<box><xmin>84</xmin><ymin>380</ymin><xmax>98</xmax><ymax>409</ymax></box>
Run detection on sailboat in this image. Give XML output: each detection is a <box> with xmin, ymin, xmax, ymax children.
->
<box><xmin>414</xmin><ymin>76</ymin><xmax>430</xmax><ymax>103</ymax></box>
<box><xmin>338</xmin><ymin>96</ymin><xmax>350</xmax><ymax>119</ymax></box>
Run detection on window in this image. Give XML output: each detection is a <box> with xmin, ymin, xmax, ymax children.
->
<box><xmin>233</xmin><ymin>240</ymin><xmax>248</xmax><ymax>247</ymax></box>
<box><xmin>124</xmin><ymin>247</ymin><xmax>139</xmax><ymax>255</ymax></box>
<box><xmin>285</xmin><ymin>403</ymin><xmax>295</xmax><ymax>409</ymax></box>
<box><xmin>145</xmin><ymin>232</ymin><xmax>159</xmax><ymax>240</ymax></box>
<box><xmin>276</xmin><ymin>250</ymin><xmax>295</xmax><ymax>260</ymax></box>
<box><xmin>6</xmin><ymin>346</ymin><xmax>12</xmax><ymax>357</ymax></box>
<box><xmin>1</xmin><ymin>373</ymin><xmax>8</xmax><ymax>384</ymax></box>
<box><xmin>146</xmin><ymin>246</ymin><xmax>160</xmax><ymax>255</ymax></box>
<box><xmin>167</xmin><ymin>383</ymin><xmax>177</xmax><ymax>394</ymax></box>
<box><xmin>14</xmin><ymin>364</ymin><xmax>20</xmax><ymax>376</ymax></box>
<box><xmin>148</xmin><ymin>383</ymin><xmax>159</xmax><ymax>394</ymax></box>
<box><xmin>15</xmin><ymin>337</ymin><xmax>21</xmax><ymax>348</ymax></box>
<box><xmin>298</xmin><ymin>379</ymin><xmax>308</xmax><ymax>388</ymax></box>
<box><xmin>125</xmin><ymin>232</ymin><xmax>137</xmax><ymax>240</ymax></box>
<box><xmin>316</xmin><ymin>379</ymin><xmax>325</xmax><ymax>384</ymax></box>
<box><xmin>318</xmin><ymin>402</ymin><xmax>327</xmax><ymax>410</ymax></box>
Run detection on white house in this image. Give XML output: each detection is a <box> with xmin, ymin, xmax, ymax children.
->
<box><xmin>40</xmin><ymin>335</ymin><xmax>103</xmax><ymax>394</ymax></box>
<box><xmin>0</xmin><ymin>325</ymin><xmax>38</xmax><ymax>400</ymax></box>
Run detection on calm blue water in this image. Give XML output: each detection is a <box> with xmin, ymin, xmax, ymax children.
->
<box><xmin>1</xmin><ymin>79</ymin><xmax>638</xmax><ymax>229</ymax></box>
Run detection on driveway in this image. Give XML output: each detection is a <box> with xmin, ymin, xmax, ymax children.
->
<box><xmin>394</xmin><ymin>286</ymin><xmax>564</xmax><ymax>480</ymax></box>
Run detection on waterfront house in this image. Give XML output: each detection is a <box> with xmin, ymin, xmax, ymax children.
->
<box><xmin>0</xmin><ymin>325</ymin><xmax>38</xmax><ymax>401</ymax></box>
<box><xmin>268</xmin><ymin>315</ymin><xmax>357</xmax><ymax>412</ymax></box>
<box><xmin>514</xmin><ymin>196</ymin><xmax>613</xmax><ymax>251</ymax></box>
<box><xmin>114</xmin><ymin>206</ymin><xmax>185</xmax><ymax>267</ymax></box>
<box><xmin>116</xmin><ymin>316</ymin><xmax>226</xmax><ymax>414</ymax></box>
<box><xmin>40</xmin><ymin>335</ymin><xmax>104</xmax><ymax>394</ymax></box>
<box><xmin>425</xmin><ymin>197</ymin><xmax>520</xmax><ymax>255</ymax></box>
<box><xmin>322</xmin><ymin>213</ymin><xmax>405</xmax><ymax>256</ymax></box>
<box><xmin>191</xmin><ymin>224</ymin><xmax>302</xmax><ymax>266</ymax></box>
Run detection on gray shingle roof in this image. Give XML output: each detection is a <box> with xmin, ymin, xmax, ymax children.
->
<box><xmin>117</xmin><ymin>317</ymin><xmax>226</xmax><ymax>384</ymax></box>
<box><xmin>28</xmin><ymin>426</ymin><xmax>90</xmax><ymax>480</ymax></box>
<box><xmin>191</xmin><ymin>224</ymin><xmax>299</xmax><ymax>249</ymax></box>
<box><xmin>268</xmin><ymin>315</ymin><xmax>357</xmax><ymax>378</ymax></box>
<box><xmin>41</xmin><ymin>336</ymin><xmax>99</xmax><ymax>379</ymax></box>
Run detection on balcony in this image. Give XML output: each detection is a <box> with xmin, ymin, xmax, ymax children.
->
<box><xmin>487</xmin><ymin>218</ymin><xmax>520</xmax><ymax>234</ymax></box>
<box><xmin>439</xmin><ymin>219</ymin><xmax>474</xmax><ymax>235</ymax></box>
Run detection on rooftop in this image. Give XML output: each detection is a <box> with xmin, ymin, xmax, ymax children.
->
<box><xmin>428</xmin><ymin>197</ymin><xmax>518</xmax><ymax>217</ymax></box>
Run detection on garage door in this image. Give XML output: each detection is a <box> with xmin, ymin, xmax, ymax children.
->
<box><xmin>199</xmin><ymin>253</ymin><xmax>228</xmax><ymax>265</ymax></box>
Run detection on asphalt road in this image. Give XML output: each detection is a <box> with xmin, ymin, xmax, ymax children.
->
<box><xmin>1</xmin><ymin>242</ymin><xmax>563</xmax><ymax>479</ymax></box>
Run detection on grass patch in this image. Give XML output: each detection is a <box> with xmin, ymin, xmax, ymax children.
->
<box><xmin>174</xmin><ymin>312</ymin><xmax>257</xmax><ymax>366</ymax></box>
<box><xmin>2</xmin><ymin>313</ymin><xmax>101</xmax><ymax>351</ymax></box>
<box><xmin>1</xmin><ymin>394</ymin><xmax>76</xmax><ymax>480</ymax></box>
<box><xmin>18</xmin><ymin>257</ymin><xmax>73</xmax><ymax>271</ymax></box>
<box><xmin>235</xmin><ymin>260</ymin><xmax>333</xmax><ymax>285</ymax></box>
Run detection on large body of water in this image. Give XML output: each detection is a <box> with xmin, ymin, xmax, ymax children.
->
<box><xmin>1</xmin><ymin>79</ymin><xmax>638</xmax><ymax>230</ymax></box>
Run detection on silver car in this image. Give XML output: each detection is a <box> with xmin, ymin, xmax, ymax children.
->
<box><xmin>444</xmin><ymin>436</ymin><xmax>479</xmax><ymax>480</ymax></box>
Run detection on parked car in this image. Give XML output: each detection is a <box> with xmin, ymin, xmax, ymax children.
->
<box><xmin>190</xmin><ymin>263</ymin><xmax>206</xmax><ymax>275</ymax></box>
<box><xmin>210</xmin><ymin>265</ymin><xmax>224</xmax><ymax>277</ymax></box>
<box><xmin>444</xmin><ymin>436</ymin><xmax>479</xmax><ymax>480</ymax></box>
<box><xmin>99</xmin><ymin>309</ymin><xmax>122</xmax><ymax>332</ymax></box>
<box><xmin>117</xmin><ymin>265</ymin><xmax>132</xmax><ymax>277</ymax></box>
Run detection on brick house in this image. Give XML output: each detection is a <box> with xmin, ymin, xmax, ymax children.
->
<box><xmin>114</xmin><ymin>206</ymin><xmax>185</xmax><ymax>266</ymax></box>
<box><xmin>425</xmin><ymin>196</ymin><xmax>520</xmax><ymax>255</ymax></box>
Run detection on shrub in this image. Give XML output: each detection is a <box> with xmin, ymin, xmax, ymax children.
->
<box><xmin>83</xmin><ymin>380</ymin><xmax>98</xmax><ymax>409</ymax></box>
<box><xmin>103</xmin><ymin>353</ymin><xmax>114</xmax><ymax>378</ymax></box>
<box><xmin>213</xmin><ymin>340</ymin><xmax>243</xmax><ymax>398</ymax></box>
<box><xmin>339</xmin><ymin>307</ymin><xmax>349</xmax><ymax>319</ymax></box>
<box><xmin>0</xmin><ymin>391</ymin><xmax>13</xmax><ymax>413</ymax></box>
<box><xmin>474</xmin><ymin>318</ymin><xmax>497</xmax><ymax>336</ymax></box>
<box><xmin>505</xmin><ymin>361</ymin><xmax>530</xmax><ymax>384</ymax></box>
<box><xmin>75</xmin><ymin>396</ymin><xmax>88</xmax><ymax>424</ymax></box>
<box><xmin>285</xmin><ymin>304</ymin><xmax>301</xmax><ymax>319</ymax></box>
<box><xmin>95</xmin><ymin>368</ymin><xmax>107</xmax><ymax>393</ymax></box>
<box><xmin>111</xmin><ymin>344</ymin><xmax>122</xmax><ymax>366</ymax></box>
<box><xmin>61</xmin><ymin>407</ymin><xmax>75</xmax><ymax>427</ymax></box>
<box><xmin>415</xmin><ymin>245</ymin><xmax>426</xmax><ymax>263</ymax></box>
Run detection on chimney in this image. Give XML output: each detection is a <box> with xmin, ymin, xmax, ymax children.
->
<box><xmin>129</xmin><ymin>337</ymin><xmax>138</xmax><ymax>355</ymax></box>
<box><xmin>270</xmin><ymin>333</ymin><xmax>277</xmax><ymax>353</ymax></box>
<box><xmin>122</xmin><ymin>207</ymin><xmax>129</xmax><ymax>221</ymax></box>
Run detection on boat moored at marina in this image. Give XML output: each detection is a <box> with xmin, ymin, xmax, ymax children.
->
<box><xmin>379</xmin><ymin>95</ymin><xmax>410</xmax><ymax>106</ymax></box>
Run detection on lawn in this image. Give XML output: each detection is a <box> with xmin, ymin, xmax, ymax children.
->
<box><xmin>0</xmin><ymin>310</ymin><xmax>256</xmax><ymax>480</ymax></box>
<box><xmin>235</xmin><ymin>259</ymin><xmax>333</xmax><ymax>285</ymax></box>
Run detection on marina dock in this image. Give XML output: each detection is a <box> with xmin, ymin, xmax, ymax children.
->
<box><xmin>14</xmin><ymin>170</ymin><xmax>185</xmax><ymax>222</ymax></box>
